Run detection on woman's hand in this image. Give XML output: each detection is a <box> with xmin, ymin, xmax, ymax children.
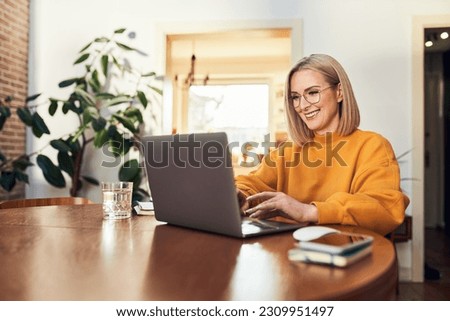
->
<box><xmin>244</xmin><ymin>191</ymin><xmax>319</xmax><ymax>223</ymax></box>
<box><xmin>236</xmin><ymin>189</ymin><xmax>250</xmax><ymax>215</ymax></box>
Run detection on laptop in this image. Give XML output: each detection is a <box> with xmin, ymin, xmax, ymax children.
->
<box><xmin>141</xmin><ymin>132</ymin><xmax>303</xmax><ymax>238</ymax></box>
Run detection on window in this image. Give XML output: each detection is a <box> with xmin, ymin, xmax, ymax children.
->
<box><xmin>188</xmin><ymin>84</ymin><xmax>269</xmax><ymax>147</ymax></box>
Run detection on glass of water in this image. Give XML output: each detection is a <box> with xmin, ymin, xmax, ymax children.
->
<box><xmin>101</xmin><ymin>182</ymin><xmax>133</xmax><ymax>219</ymax></box>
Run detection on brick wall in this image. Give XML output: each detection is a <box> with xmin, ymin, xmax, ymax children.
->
<box><xmin>0</xmin><ymin>0</ymin><xmax>29</xmax><ymax>200</ymax></box>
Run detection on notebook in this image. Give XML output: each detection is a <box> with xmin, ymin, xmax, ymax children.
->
<box><xmin>288</xmin><ymin>244</ymin><xmax>373</xmax><ymax>267</ymax></box>
<box><xmin>141</xmin><ymin>132</ymin><xmax>303</xmax><ymax>238</ymax></box>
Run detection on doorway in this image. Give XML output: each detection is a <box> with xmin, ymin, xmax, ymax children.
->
<box><xmin>423</xmin><ymin>27</ymin><xmax>450</xmax><ymax>282</ymax></box>
<box><xmin>424</xmin><ymin>27</ymin><xmax>450</xmax><ymax>232</ymax></box>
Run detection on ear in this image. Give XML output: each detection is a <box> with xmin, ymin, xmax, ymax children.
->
<box><xmin>336</xmin><ymin>83</ymin><xmax>343</xmax><ymax>102</ymax></box>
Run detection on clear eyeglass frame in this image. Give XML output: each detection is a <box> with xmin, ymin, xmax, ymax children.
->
<box><xmin>289</xmin><ymin>84</ymin><xmax>338</xmax><ymax>108</ymax></box>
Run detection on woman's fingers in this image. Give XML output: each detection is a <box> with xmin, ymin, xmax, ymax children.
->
<box><xmin>245</xmin><ymin>192</ymin><xmax>281</xmax><ymax>217</ymax></box>
<box><xmin>245</xmin><ymin>200</ymin><xmax>277</xmax><ymax>215</ymax></box>
<box><xmin>242</xmin><ymin>191</ymin><xmax>316</xmax><ymax>223</ymax></box>
<box><xmin>236</xmin><ymin>189</ymin><xmax>250</xmax><ymax>214</ymax></box>
<box><xmin>249</xmin><ymin>210</ymin><xmax>279</xmax><ymax>220</ymax></box>
<box><xmin>246</xmin><ymin>191</ymin><xmax>278</xmax><ymax>202</ymax></box>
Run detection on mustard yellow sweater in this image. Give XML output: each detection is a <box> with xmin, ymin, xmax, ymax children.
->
<box><xmin>235</xmin><ymin>129</ymin><xmax>410</xmax><ymax>235</ymax></box>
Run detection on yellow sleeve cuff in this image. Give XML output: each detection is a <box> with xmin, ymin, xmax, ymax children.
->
<box><xmin>312</xmin><ymin>201</ymin><xmax>343</xmax><ymax>225</ymax></box>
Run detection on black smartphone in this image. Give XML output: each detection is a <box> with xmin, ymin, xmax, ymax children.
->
<box><xmin>297</xmin><ymin>232</ymin><xmax>373</xmax><ymax>255</ymax></box>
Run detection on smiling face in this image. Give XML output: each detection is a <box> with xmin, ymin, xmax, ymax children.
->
<box><xmin>290</xmin><ymin>69</ymin><xmax>342</xmax><ymax>135</ymax></box>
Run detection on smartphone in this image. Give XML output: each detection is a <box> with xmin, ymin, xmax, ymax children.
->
<box><xmin>297</xmin><ymin>232</ymin><xmax>373</xmax><ymax>255</ymax></box>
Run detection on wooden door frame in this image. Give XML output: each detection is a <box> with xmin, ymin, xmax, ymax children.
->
<box><xmin>412</xmin><ymin>15</ymin><xmax>450</xmax><ymax>282</ymax></box>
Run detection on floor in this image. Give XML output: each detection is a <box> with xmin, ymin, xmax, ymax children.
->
<box><xmin>397</xmin><ymin>227</ymin><xmax>450</xmax><ymax>300</ymax></box>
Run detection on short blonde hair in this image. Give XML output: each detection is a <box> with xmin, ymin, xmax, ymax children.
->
<box><xmin>285</xmin><ymin>54</ymin><xmax>360</xmax><ymax>145</ymax></box>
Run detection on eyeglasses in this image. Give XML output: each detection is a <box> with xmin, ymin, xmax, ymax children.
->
<box><xmin>289</xmin><ymin>84</ymin><xmax>338</xmax><ymax>108</ymax></box>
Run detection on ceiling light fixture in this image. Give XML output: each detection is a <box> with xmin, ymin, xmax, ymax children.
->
<box><xmin>176</xmin><ymin>41</ymin><xmax>209</xmax><ymax>88</ymax></box>
<box><xmin>440</xmin><ymin>31</ymin><xmax>449</xmax><ymax>40</ymax></box>
<box><xmin>184</xmin><ymin>54</ymin><xmax>196</xmax><ymax>87</ymax></box>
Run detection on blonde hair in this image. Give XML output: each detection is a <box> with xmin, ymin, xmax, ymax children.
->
<box><xmin>285</xmin><ymin>54</ymin><xmax>360</xmax><ymax>145</ymax></box>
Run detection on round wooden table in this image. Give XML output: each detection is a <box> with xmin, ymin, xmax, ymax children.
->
<box><xmin>0</xmin><ymin>204</ymin><xmax>397</xmax><ymax>300</ymax></box>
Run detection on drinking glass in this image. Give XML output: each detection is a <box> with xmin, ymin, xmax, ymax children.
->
<box><xmin>101</xmin><ymin>182</ymin><xmax>133</xmax><ymax>219</ymax></box>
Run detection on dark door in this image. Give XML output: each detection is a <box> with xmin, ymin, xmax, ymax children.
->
<box><xmin>443</xmin><ymin>49</ymin><xmax>450</xmax><ymax>236</ymax></box>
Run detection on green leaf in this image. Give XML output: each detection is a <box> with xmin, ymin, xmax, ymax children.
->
<box><xmin>68</xmin><ymin>101</ymin><xmax>82</xmax><ymax>114</ymax></box>
<box><xmin>0</xmin><ymin>171</ymin><xmax>16</xmax><ymax>191</ymax></box>
<box><xmin>16</xmin><ymin>107</ymin><xmax>33</xmax><ymax>126</ymax></box>
<box><xmin>12</xmin><ymin>157</ymin><xmax>33</xmax><ymax>171</ymax></box>
<box><xmin>119</xmin><ymin>159</ymin><xmax>140</xmax><ymax>181</ymax></box>
<box><xmin>14</xmin><ymin>170</ymin><xmax>29</xmax><ymax>184</ymax></box>
<box><xmin>95</xmin><ymin>92</ymin><xmax>115</xmax><ymax>99</ymax></box>
<box><xmin>113</xmin><ymin>114</ymin><xmax>137</xmax><ymax>133</ymax></box>
<box><xmin>0</xmin><ymin>106</ymin><xmax>11</xmax><ymax>130</ymax></box>
<box><xmin>123</xmin><ymin>138</ymin><xmax>133</xmax><ymax>156</ymax></box>
<box><xmin>82</xmin><ymin>175</ymin><xmax>99</xmax><ymax>185</ymax></box>
<box><xmin>111</xmin><ymin>55</ymin><xmax>121</xmax><ymax>69</ymax></box>
<box><xmin>142</xmin><ymin>72</ymin><xmax>156</xmax><ymax>77</ymax></box>
<box><xmin>31</xmin><ymin>112</ymin><xmax>50</xmax><ymax>137</ymax></box>
<box><xmin>0</xmin><ymin>105</ymin><xmax>11</xmax><ymax>117</ymax></box>
<box><xmin>104</xmin><ymin>96</ymin><xmax>132</xmax><ymax>107</ymax></box>
<box><xmin>148</xmin><ymin>85</ymin><xmax>163</xmax><ymax>96</ymax></box>
<box><xmin>50</xmin><ymin>139</ymin><xmax>72</xmax><ymax>153</ymax></box>
<box><xmin>108</xmin><ymin>142</ymin><xmax>121</xmax><ymax>157</ymax></box>
<box><xmin>32</xmin><ymin>125</ymin><xmax>43</xmax><ymax>138</ymax></box>
<box><xmin>89</xmin><ymin>69</ymin><xmax>101</xmax><ymax>92</ymax></box>
<box><xmin>115</xmin><ymin>41</ymin><xmax>135</xmax><ymax>51</ymax></box>
<box><xmin>26</xmin><ymin>93</ymin><xmax>41</xmax><ymax>102</ymax></box>
<box><xmin>57</xmin><ymin>152</ymin><xmax>74</xmax><ymax>176</ymax></box>
<box><xmin>92</xmin><ymin>116</ymin><xmax>107</xmax><ymax>132</ymax></box>
<box><xmin>107</xmin><ymin>125</ymin><xmax>123</xmax><ymax>157</ymax></box>
<box><xmin>71</xmin><ymin>124</ymin><xmax>88</xmax><ymax>143</ymax></box>
<box><xmin>49</xmin><ymin>99</ymin><xmax>58</xmax><ymax>116</ymax></box>
<box><xmin>74</xmin><ymin>87</ymin><xmax>96</xmax><ymax>106</ymax></box>
<box><xmin>79</xmin><ymin>41</ymin><xmax>92</xmax><ymax>53</ymax></box>
<box><xmin>101</xmin><ymin>55</ymin><xmax>109</xmax><ymax>76</ymax></box>
<box><xmin>94</xmin><ymin>37</ymin><xmax>109</xmax><ymax>43</ymax></box>
<box><xmin>62</xmin><ymin>102</ymin><xmax>70</xmax><ymax>114</ymax></box>
<box><xmin>136</xmin><ymin>187</ymin><xmax>150</xmax><ymax>198</ymax></box>
<box><xmin>0</xmin><ymin>114</ymin><xmax>8</xmax><ymax>131</ymax></box>
<box><xmin>66</xmin><ymin>136</ymin><xmax>81</xmax><ymax>153</ymax></box>
<box><xmin>94</xmin><ymin>128</ymin><xmax>108</xmax><ymax>148</ymax></box>
<box><xmin>59</xmin><ymin>78</ymin><xmax>79</xmax><ymax>88</ymax></box>
<box><xmin>137</xmin><ymin>91</ymin><xmax>148</xmax><ymax>108</ymax></box>
<box><xmin>107</xmin><ymin>125</ymin><xmax>119</xmax><ymax>137</ymax></box>
<box><xmin>114</xmin><ymin>28</ymin><xmax>126</xmax><ymax>34</ymax></box>
<box><xmin>36</xmin><ymin>155</ymin><xmax>66</xmax><ymax>188</ymax></box>
<box><xmin>74</xmin><ymin>53</ymin><xmax>90</xmax><ymax>65</ymax></box>
<box><xmin>124</xmin><ymin>107</ymin><xmax>143</xmax><ymax>123</ymax></box>
<box><xmin>82</xmin><ymin>106</ymin><xmax>98</xmax><ymax>125</ymax></box>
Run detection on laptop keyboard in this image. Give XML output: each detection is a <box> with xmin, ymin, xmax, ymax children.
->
<box><xmin>242</xmin><ymin>218</ymin><xmax>280</xmax><ymax>235</ymax></box>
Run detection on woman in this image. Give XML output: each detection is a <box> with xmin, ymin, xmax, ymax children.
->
<box><xmin>236</xmin><ymin>54</ymin><xmax>409</xmax><ymax>236</ymax></box>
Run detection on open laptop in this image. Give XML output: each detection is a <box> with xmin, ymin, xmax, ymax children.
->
<box><xmin>141</xmin><ymin>132</ymin><xmax>303</xmax><ymax>238</ymax></box>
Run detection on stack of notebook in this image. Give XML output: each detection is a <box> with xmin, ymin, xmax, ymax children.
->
<box><xmin>288</xmin><ymin>232</ymin><xmax>373</xmax><ymax>267</ymax></box>
<box><xmin>134</xmin><ymin>201</ymin><xmax>155</xmax><ymax>215</ymax></box>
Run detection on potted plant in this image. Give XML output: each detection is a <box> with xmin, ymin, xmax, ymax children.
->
<box><xmin>0</xmin><ymin>28</ymin><xmax>162</xmax><ymax>201</ymax></box>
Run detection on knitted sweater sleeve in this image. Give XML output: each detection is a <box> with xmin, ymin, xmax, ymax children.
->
<box><xmin>313</xmin><ymin>135</ymin><xmax>409</xmax><ymax>236</ymax></box>
<box><xmin>234</xmin><ymin>150</ymin><xmax>279</xmax><ymax>197</ymax></box>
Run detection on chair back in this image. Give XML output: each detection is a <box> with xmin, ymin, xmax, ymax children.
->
<box><xmin>0</xmin><ymin>197</ymin><xmax>93</xmax><ymax>209</ymax></box>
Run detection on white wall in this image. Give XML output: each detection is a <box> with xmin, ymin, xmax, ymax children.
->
<box><xmin>28</xmin><ymin>0</ymin><xmax>450</xmax><ymax>280</ymax></box>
